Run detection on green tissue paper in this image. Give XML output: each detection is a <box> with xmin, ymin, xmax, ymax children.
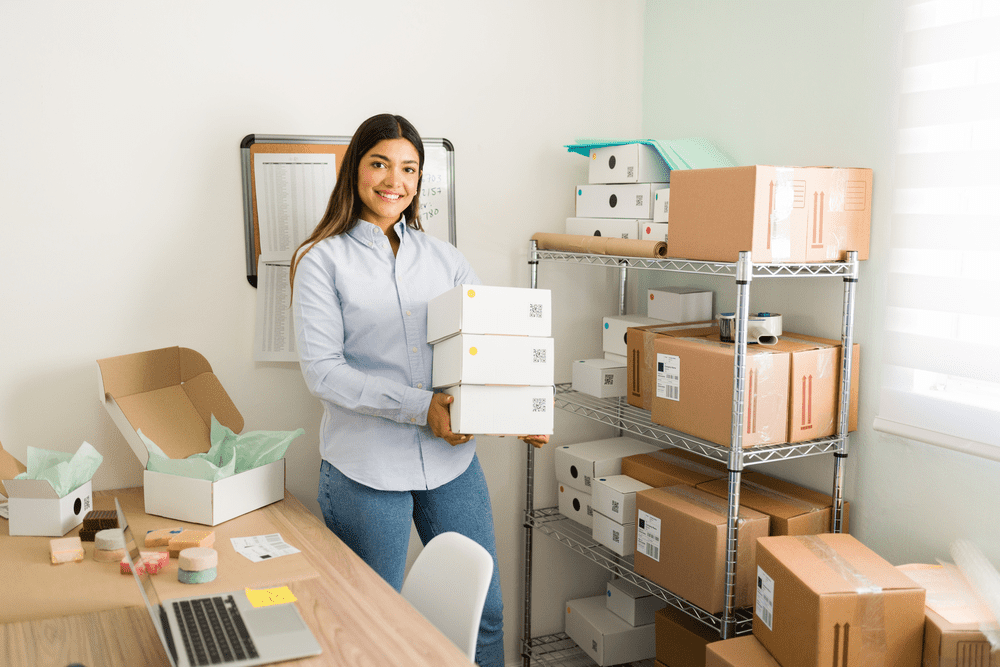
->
<box><xmin>14</xmin><ymin>441</ymin><xmax>103</xmax><ymax>497</ymax></box>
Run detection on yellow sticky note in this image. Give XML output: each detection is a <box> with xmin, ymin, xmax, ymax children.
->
<box><xmin>245</xmin><ymin>586</ymin><xmax>297</xmax><ymax>608</ymax></box>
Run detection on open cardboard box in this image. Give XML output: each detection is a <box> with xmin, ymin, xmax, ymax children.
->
<box><xmin>97</xmin><ymin>346</ymin><xmax>285</xmax><ymax>526</ymax></box>
<box><xmin>1</xmin><ymin>440</ymin><xmax>94</xmax><ymax>536</ymax></box>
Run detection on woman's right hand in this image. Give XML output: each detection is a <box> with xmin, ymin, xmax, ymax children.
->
<box><xmin>427</xmin><ymin>393</ymin><xmax>473</xmax><ymax>447</ymax></box>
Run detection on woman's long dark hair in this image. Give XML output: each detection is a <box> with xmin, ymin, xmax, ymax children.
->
<box><xmin>289</xmin><ymin>113</ymin><xmax>424</xmax><ymax>292</ymax></box>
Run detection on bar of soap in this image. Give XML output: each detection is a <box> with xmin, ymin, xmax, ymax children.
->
<box><xmin>82</xmin><ymin>509</ymin><xmax>118</xmax><ymax>531</ymax></box>
<box><xmin>121</xmin><ymin>551</ymin><xmax>169</xmax><ymax>575</ymax></box>
<box><xmin>178</xmin><ymin>567</ymin><xmax>217</xmax><ymax>584</ymax></box>
<box><xmin>179</xmin><ymin>547</ymin><xmax>218</xmax><ymax>572</ymax></box>
<box><xmin>145</xmin><ymin>527</ymin><xmax>184</xmax><ymax>547</ymax></box>
<box><xmin>94</xmin><ymin>547</ymin><xmax>126</xmax><ymax>563</ymax></box>
<box><xmin>50</xmin><ymin>537</ymin><xmax>85</xmax><ymax>564</ymax></box>
<box><xmin>168</xmin><ymin>530</ymin><xmax>215</xmax><ymax>558</ymax></box>
<box><xmin>95</xmin><ymin>528</ymin><xmax>125</xmax><ymax>551</ymax></box>
<box><xmin>79</xmin><ymin>528</ymin><xmax>99</xmax><ymax>542</ymax></box>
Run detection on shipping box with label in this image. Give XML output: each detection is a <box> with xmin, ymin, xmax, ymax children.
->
<box><xmin>667</xmin><ymin>166</ymin><xmax>872</xmax><ymax>263</ymax></box>
<box><xmin>576</xmin><ymin>183</ymin><xmax>669</xmax><ymax>219</ymax></box>
<box><xmin>565</xmin><ymin>595</ymin><xmax>657</xmax><ymax>666</ymax></box>
<box><xmin>427</xmin><ymin>284</ymin><xmax>552</xmax><ymax>344</ymax></box>
<box><xmin>588</xmin><ymin>143</ymin><xmax>671</xmax><ymax>184</ymax></box>
<box><xmin>1</xmin><ymin>441</ymin><xmax>94</xmax><ymax>536</ymax></box>
<box><xmin>620</xmin><ymin>448</ymin><xmax>726</xmax><ymax>490</ymax></box>
<box><xmin>635</xmin><ymin>485</ymin><xmax>769</xmax><ymax>614</ymax></box>
<box><xmin>626</xmin><ymin>322</ymin><xmax>717</xmax><ymax>410</ymax></box>
<box><xmin>444</xmin><ymin>384</ymin><xmax>554</xmax><ymax>435</ymax></box>
<box><xmin>656</xmin><ymin>604</ymin><xmax>724</xmax><ymax>667</ymax></box>
<box><xmin>97</xmin><ymin>347</ymin><xmax>284</xmax><ymax>526</ymax></box>
<box><xmin>572</xmin><ymin>358</ymin><xmax>627</xmax><ymax>398</ymax></box>
<box><xmin>591</xmin><ymin>474</ymin><xmax>651</xmax><ymax>525</ymax></box>
<box><xmin>558</xmin><ymin>484</ymin><xmax>593</xmax><ymax>527</ymax></box>
<box><xmin>647</xmin><ymin>287</ymin><xmax>714</xmax><ymax>323</ymax></box>
<box><xmin>603</xmin><ymin>314</ymin><xmax>668</xmax><ymax>357</ymax></box>
<box><xmin>554</xmin><ymin>437</ymin><xmax>661</xmax><ymax>492</ymax></box>
<box><xmin>706</xmin><ymin>636</ymin><xmax>782</xmax><ymax>667</ymax></box>
<box><xmin>606</xmin><ymin>577</ymin><xmax>666</xmax><ymax>627</ymax></box>
<box><xmin>565</xmin><ymin>217</ymin><xmax>642</xmax><ymax>240</ymax></box>
<box><xmin>753</xmin><ymin>534</ymin><xmax>925</xmax><ymax>667</ymax></box>
<box><xmin>432</xmin><ymin>333</ymin><xmax>554</xmax><ymax>389</ymax></box>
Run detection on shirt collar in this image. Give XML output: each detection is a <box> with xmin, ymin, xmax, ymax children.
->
<box><xmin>347</xmin><ymin>216</ymin><xmax>409</xmax><ymax>244</ymax></box>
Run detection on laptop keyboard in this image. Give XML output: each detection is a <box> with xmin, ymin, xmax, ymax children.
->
<box><xmin>172</xmin><ymin>595</ymin><xmax>259</xmax><ymax>665</ymax></box>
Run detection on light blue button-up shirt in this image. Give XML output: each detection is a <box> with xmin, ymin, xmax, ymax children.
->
<box><xmin>292</xmin><ymin>218</ymin><xmax>480</xmax><ymax>491</ymax></box>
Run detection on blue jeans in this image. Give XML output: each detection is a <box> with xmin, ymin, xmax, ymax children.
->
<box><xmin>317</xmin><ymin>455</ymin><xmax>504</xmax><ymax>667</ymax></box>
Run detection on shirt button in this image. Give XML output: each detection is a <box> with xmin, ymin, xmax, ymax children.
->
<box><xmin>411</xmin><ymin>347</ymin><xmax>418</xmax><ymax>353</ymax></box>
<box><xmin>417</xmin><ymin>383</ymin><xmax>423</xmax><ymax>389</ymax></box>
<box><xmin>410</xmin><ymin>418</ymin><xmax>416</xmax><ymax>423</ymax></box>
<box><xmin>406</xmin><ymin>310</ymin><xmax>412</xmax><ymax>316</ymax></box>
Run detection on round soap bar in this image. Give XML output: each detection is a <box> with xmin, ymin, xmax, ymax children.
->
<box><xmin>179</xmin><ymin>547</ymin><xmax>218</xmax><ymax>572</ymax></box>
<box><xmin>95</xmin><ymin>529</ymin><xmax>125</xmax><ymax>551</ymax></box>
<box><xmin>178</xmin><ymin>567</ymin><xmax>217</xmax><ymax>584</ymax></box>
<box><xmin>94</xmin><ymin>547</ymin><xmax>126</xmax><ymax>563</ymax></box>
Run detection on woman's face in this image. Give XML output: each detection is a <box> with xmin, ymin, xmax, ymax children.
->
<box><xmin>357</xmin><ymin>137</ymin><xmax>421</xmax><ymax>231</ymax></box>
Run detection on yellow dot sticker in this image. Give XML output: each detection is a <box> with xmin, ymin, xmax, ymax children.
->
<box><xmin>467</xmin><ymin>289</ymin><xmax>476</xmax><ymax>298</ymax></box>
<box><xmin>469</xmin><ymin>347</ymin><xmax>478</xmax><ymax>355</ymax></box>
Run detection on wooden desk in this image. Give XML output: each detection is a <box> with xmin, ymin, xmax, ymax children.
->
<box><xmin>0</xmin><ymin>487</ymin><xmax>472</xmax><ymax>667</ymax></box>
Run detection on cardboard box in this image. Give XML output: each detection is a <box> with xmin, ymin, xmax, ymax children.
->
<box><xmin>620</xmin><ymin>448</ymin><xmax>727</xmax><ymax>490</ymax></box>
<box><xmin>1</xmin><ymin>440</ymin><xmax>94</xmax><ymax>536</ymax></box>
<box><xmin>604</xmin><ymin>314</ymin><xmax>668</xmax><ymax>357</ymax></box>
<box><xmin>626</xmin><ymin>321</ymin><xmax>718</xmax><ymax>411</ymax></box>
<box><xmin>655</xmin><ymin>605</ymin><xmax>723</xmax><ymax>667</ymax></box>
<box><xmin>98</xmin><ymin>347</ymin><xmax>284</xmax><ymax>526</ymax></box>
<box><xmin>426</xmin><ymin>284</ymin><xmax>552</xmax><ymax>344</ymax></box>
<box><xmin>431</xmin><ymin>333</ymin><xmax>554</xmax><ymax>389</ymax></box>
<box><xmin>653</xmin><ymin>188</ymin><xmax>670</xmax><ymax>222</ymax></box>
<box><xmin>706</xmin><ymin>636</ymin><xmax>782</xmax><ymax>667</ymax></box>
<box><xmin>667</xmin><ymin>166</ymin><xmax>872</xmax><ymax>263</ymax></box>
<box><xmin>897</xmin><ymin>563</ymin><xmax>1000</xmax><ymax>667</ymax></box>
<box><xmin>698</xmin><ymin>470</ymin><xmax>851</xmax><ymax>536</ymax></box>
<box><xmin>565</xmin><ymin>217</ymin><xmax>642</xmax><ymax>239</ymax></box>
<box><xmin>640</xmin><ymin>221</ymin><xmax>669</xmax><ymax>242</ymax></box>
<box><xmin>444</xmin><ymin>384</ymin><xmax>554</xmax><ymax>435</ymax></box>
<box><xmin>558</xmin><ymin>484</ymin><xmax>593</xmax><ymax>527</ymax></box>
<box><xmin>647</xmin><ymin>287</ymin><xmax>714</xmax><ymax>324</ymax></box>
<box><xmin>554</xmin><ymin>437</ymin><xmax>661</xmax><ymax>492</ymax></box>
<box><xmin>576</xmin><ymin>182</ymin><xmax>669</xmax><ymax>219</ymax></box>
<box><xmin>592</xmin><ymin>511</ymin><xmax>636</xmax><ymax>556</ymax></box>
<box><xmin>588</xmin><ymin>143</ymin><xmax>671</xmax><ymax>184</ymax></box>
<box><xmin>572</xmin><ymin>359</ymin><xmax>626</xmax><ymax>398</ymax></box>
<box><xmin>650</xmin><ymin>335</ymin><xmax>790</xmax><ymax>448</ymax></box>
<box><xmin>592</xmin><ymin>474</ymin><xmax>651</xmax><ymax>525</ymax></box>
<box><xmin>753</xmin><ymin>534</ymin><xmax>926</xmax><ymax>667</ymax></box>
<box><xmin>779</xmin><ymin>332</ymin><xmax>860</xmax><ymax>435</ymax></box>
<box><xmin>635</xmin><ymin>485</ymin><xmax>769</xmax><ymax>614</ymax></box>
<box><xmin>565</xmin><ymin>595</ymin><xmax>657</xmax><ymax>666</ymax></box>
<box><xmin>607</xmin><ymin>577</ymin><xmax>666</xmax><ymax>627</ymax></box>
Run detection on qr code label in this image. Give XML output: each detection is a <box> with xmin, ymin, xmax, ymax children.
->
<box><xmin>532</xmin><ymin>348</ymin><xmax>546</xmax><ymax>363</ymax></box>
<box><xmin>612</xmin><ymin>529</ymin><xmax>620</xmax><ymax>544</ymax></box>
<box><xmin>611</xmin><ymin>499</ymin><xmax>620</xmax><ymax>515</ymax></box>
<box><xmin>636</xmin><ymin>194</ymin><xmax>644</xmax><ymax>206</ymax></box>
<box><xmin>532</xmin><ymin>398</ymin><xmax>547</xmax><ymax>413</ymax></box>
<box><xmin>529</xmin><ymin>303</ymin><xmax>543</xmax><ymax>318</ymax></box>
<box><xmin>603</xmin><ymin>373</ymin><xmax>615</xmax><ymax>386</ymax></box>
<box><xmin>626</xmin><ymin>166</ymin><xmax>635</xmax><ymax>179</ymax></box>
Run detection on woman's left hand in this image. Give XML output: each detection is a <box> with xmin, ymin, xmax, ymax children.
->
<box><xmin>519</xmin><ymin>434</ymin><xmax>549</xmax><ymax>448</ymax></box>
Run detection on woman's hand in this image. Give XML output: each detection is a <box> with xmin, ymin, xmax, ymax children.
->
<box><xmin>519</xmin><ymin>434</ymin><xmax>549</xmax><ymax>449</ymax></box>
<box><xmin>427</xmin><ymin>393</ymin><xmax>474</xmax><ymax>447</ymax></box>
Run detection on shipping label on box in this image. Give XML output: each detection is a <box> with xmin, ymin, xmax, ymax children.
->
<box><xmin>576</xmin><ymin>183</ymin><xmax>669</xmax><ymax>219</ymax></box>
<box><xmin>653</xmin><ymin>188</ymin><xmax>670</xmax><ymax>222</ymax></box>
<box><xmin>592</xmin><ymin>511</ymin><xmax>636</xmax><ymax>556</ymax></box>
<box><xmin>604</xmin><ymin>314</ymin><xmax>668</xmax><ymax>357</ymax></box>
<box><xmin>572</xmin><ymin>359</ymin><xmax>627</xmax><ymax>398</ymax></box>
<box><xmin>427</xmin><ymin>284</ymin><xmax>552</xmax><ymax>344</ymax></box>
<box><xmin>607</xmin><ymin>578</ymin><xmax>666</xmax><ymax>628</ymax></box>
<box><xmin>565</xmin><ymin>217</ymin><xmax>642</xmax><ymax>239</ymax></box>
<box><xmin>588</xmin><ymin>144</ymin><xmax>671</xmax><ymax>185</ymax></box>
<box><xmin>640</xmin><ymin>221</ymin><xmax>669</xmax><ymax>242</ymax></box>
<box><xmin>566</xmin><ymin>595</ymin><xmax>657</xmax><ymax>666</ymax></box>
<box><xmin>431</xmin><ymin>333</ymin><xmax>554</xmax><ymax>389</ymax></box>
<box><xmin>554</xmin><ymin>437</ymin><xmax>661</xmax><ymax>492</ymax></box>
<box><xmin>626</xmin><ymin>322</ymin><xmax>718</xmax><ymax>411</ymax></box>
<box><xmin>647</xmin><ymin>287</ymin><xmax>714</xmax><ymax>324</ymax></box>
<box><xmin>620</xmin><ymin>448</ymin><xmax>727</xmax><ymax>489</ymax></box>
<box><xmin>558</xmin><ymin>484</ymin><xmax>593</xmax><ymax>528</ymax></box>
<box><xmin>592</xmin><ymin>474</ymin><xmax>651</xmax><ymax>524</ymax></box>
<box><xmin>445</xmin><ymin>384</ymin><xmax>554</xmax><ymax>436</ymax></box>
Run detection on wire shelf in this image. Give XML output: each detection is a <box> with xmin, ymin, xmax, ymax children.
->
<box><xmin>533</xmin><ymin>250</ymin><xmax>856</xmax><ymax>278</ymax></box>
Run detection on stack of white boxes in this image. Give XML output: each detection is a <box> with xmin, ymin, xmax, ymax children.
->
<box><xmin>591</xmin><ymin>474</ymin><xmax>652</xmax><ymax>557</ymax></box>
<box><xmin>428</xmin><ymin>284</ymin><xmax>555</xmax><ymax>436</ymax></box>
<box><xmin>565</xmin><ymin>578</ymin><xmax>662</xmax><ymax>666</ymax></box>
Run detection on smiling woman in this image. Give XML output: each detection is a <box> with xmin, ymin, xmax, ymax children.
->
<box><xmin>356</xmin><ymin>137</ymin><xmax>422</xmax><ymax>255</ymax></box>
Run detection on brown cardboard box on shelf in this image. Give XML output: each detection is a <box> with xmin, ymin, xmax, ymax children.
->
<box><xmin>621</xmin><ymin>449</ymin><xmax>727</xmax><ymax>490</ymax></box>
<box><xmin>650</xmin><ymin>335</ymin><xmax>790</xmax><ymax>448</ymax></box>
<box><xmin>97</xmin><ymin>346</ymin><xmax>285</xmax><ymax>526</ymax></box>
<box><xmin>698</xmin><ymin>470</ymin><xmax>851</xmax><ymax>536</ymax></box>
<box><xmin>706</xmin><ymin>635</ymin><xmax>782</xmax><ymax>667</ymax></box>
<box><xmin>778</xmin><ymin>333</ymin><xmax>860</xmax><ymax>435</ymax></box>
<box><xmin>655</xmin><ymin>605</ymin><xmax>722</xmax><ymax>667</ymax></box>
<box><xmin>634</xmin><ymin>485</ymin><xmax>769</xmax><ymax>615</ymax></box>
<box><xmin>667</xmin><ymin>166</ymin><xmax>872</xmax><ymax>264</ymax></box>
<box><xmin>753</xmin><ymin>534</ymin><xmax>925</xmax><ymax>667</ymax></box>
<box><xmin>896</xmin><ymin>563</ymin><xmax>1000</xmax><ymax>667</ymax></box>
<box><xmin>626</xmin><ymin>321</ymin><xmax>717</xmax><ymax>411</ymax></box>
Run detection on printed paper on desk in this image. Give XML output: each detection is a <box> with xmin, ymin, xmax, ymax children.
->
<box><xmin>232</xmin><ymin>533</ymin><xmax>301</xmax><ymax>563</ymax></box>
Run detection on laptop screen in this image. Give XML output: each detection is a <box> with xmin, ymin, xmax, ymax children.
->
<box><xmin>115</xmin><ymin>497</ymin><xmax>165</xmax><ymax>613</ymax></box>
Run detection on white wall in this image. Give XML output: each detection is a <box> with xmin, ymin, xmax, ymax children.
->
<box><xmin>641</xmin><ymin>0</ymin><xmax>1000</xmax><ymax>569</ymax></box>
<box><xmin>0</xmin><ymin>1</ymin><xmax>645</xmax><ymax>663</ymax></box>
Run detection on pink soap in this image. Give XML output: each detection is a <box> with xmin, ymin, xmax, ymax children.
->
<box><xmin>121</xmin><ymin>550</ymin><xmax>170</xmax><ymax>575</ymax></box>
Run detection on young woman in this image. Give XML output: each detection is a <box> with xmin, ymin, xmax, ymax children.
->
<box><xmin>290</xmin><ymin>113</ymin><xmax>546</xmax><ymax>667</ymax></box>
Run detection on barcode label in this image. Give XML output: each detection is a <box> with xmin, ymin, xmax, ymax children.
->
<box><xmin>656</xmin><ymin>353</ymin><xmax>680</xmax><ymax>401</ymax></box>
<box><xmin>627</xmin><ymin>166</ymin><xmax>635</xmax><ymax>179</ymax></box>
<box><xmin>529</xmin><ymin>303</ymin><xmax>543</xmax><ymax>318</ymax></box>
<box><xmin>636</xmin><ymin>510</ymin><xmax>661</xmax><ymax>562</ymax></box>
<box><xmin>532</xmin><ymin>398</ymin><xmax>546</xmax><ymax>413</ymax></box>
<box><xmin>756</xmin><ymin>566</ymin><xmax>775</xmax><ymax>630</ymax></box>
<box><xmin>532</xmin><ymin>348</ymin><xmax>546</xmax><ymax>363</ymax></box>
<box><xmin>636</xmin><ymin>194</ymin><xmax>644</xmax><ymax>206</ymax></box>
<box><xmin>610</xmin><ymin>499</ymin><xmax>620</xmax><ymax>516</ymax></box>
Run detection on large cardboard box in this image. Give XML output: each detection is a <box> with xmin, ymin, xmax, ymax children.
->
<box><xmin>779</xmin><ymin>333</ymin><xmax>860</xmax><ymax>436</ymax></box>
<box><xmin>426</xmin><ymin>284</ymin><xmax>552</xmax><ymax>344</ymax></box>
<box><xmin>572</xmin><ymin>358</ymin><xmax>627</xmax><ymax>398</ymax></box>
<box><xmin>635</xmin><ymin>486</ymin><xmax>769</xmax><ymax>614</ymax></box>
<box><xmin>655</xmin><ymin>605</ymin><xmax>723</xmax><ymax>667</ymax></box>
<box><xmin>1</xmin><ymin>442</ymin><xmax>94</xmax><ymax>536</ymax></box>
<box><xmin>667</xmin><ymin>166</ymin><xmax>872</xmax><ymax>263</ymax></box>
<box><xmin>626</xmin><ymin>321</ymin><xmax>718</xmax><ymax>411</ymax></box>
<box><xmin>650</xmin><ymin>335</ymin><xmax>790</xmax><ymax>448</ymax></box>
<box><xmin>554</xmin><ymin>437</ymin><xmax>661</xmax><ymax>493</ymax></box>
<box><xmin>588</xmin><ymin>143</ymin><xmax>671</xmax><ymax>184</ymax></box>
<box><xmin>577</xmin><ymin>182</ymin><xmax>669</xmax><ymax>219</ymax></box>
<box><xmin>753</xmin><ymin>534</ymin><xmax>926</xmax><ymax>667</ymax></box>
<box><xmin>620</xmin><ymin>448</ymin><xmax>727</xmax><ymax>490</ymax></box>
<box><xmin>565</xmin><ymin>595</ymin><xmax>657</xmax><ymax>666</ymax></box>
<box><xmin>565</xmin><ymin>217</ymin><xmax>642</xmax><ymax>239</ymax></box>
<box><xmin>444</xmin><ymin>384</ymin><xmax>554</xmax><ymax>435</ymax></box>
<box><xmin>604</xmin><ymin>314</ymin><xmax>668</xmax><ymax>357</ymax></box>
<box><xmin>98</xmin><ymin>347</ymin><xmax>285</xmax><ymax>526</ymax></box>
<box><xmin>647</xmin><ymin>287</ymin><xmax>714</xmax><ymax>324</ymax></box>
<box><xmin>706</xmin><ymin>636</ymin><xmax>782</xmax><ymax>667</ymax></box>
<box><xmin>431</xmin><ymin>333</ymin><xmax>554</xmax><ymax>389</ymax></box>
<box><xmin>607</xmin><ymin>577</ymin><xmax>666</xmax><ymax>627</ymax></box>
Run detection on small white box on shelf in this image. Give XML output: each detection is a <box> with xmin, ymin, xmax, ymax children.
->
<box><xmin>591</xmin><ymin>474</ymin><xmax>651</xmax><ymax>525</ymax></box>
<box><xmin>572</xmin><ymin>359</ymin><xmax>626</xmax><ymax>398</ymax></box>
<box><xmin>565</xmin><ymin>217</ymin><xmax>642</xmax><ymax>240</ymax></box>
<box><xmin>606</xmin><ymin>577</ymin><xmax>667</xmax><ymax>627</ymax></box>
<box><xmin>431</xmin><ymin>334</ymin><xmax>554</xmax><ymax>389</ymax></box>
<box><xmin>558</xmin><ymin>483</ymin><xmax>593</xmax><ymax>527</ymax></box>
<box><xmin>575</xmin><ymin>183</ymin><xmax>668</xmax><ymax>219</ymax></box>
<box><xmin>554</xmin><ymin>437</ymin><xmax>661</xmax><ymax>492</ymax></box>
<box><xmin>588</xmin><ymin>144</ymin><xmax>670</xmax><ymax>185</ymax></box>
<box><xmin>653</xmin><ymin>187</ymin><xmax>670</xmax><ymax>222</ymax></box>
<box><xmin>565</xmin><ymin>595</ymin><xmax>657</xmax><ymax>666</ymax></box>
<box><xmin>604</xmin><ymin>352</ymin><xmax>627</xmax><ymax>365</ymax></box>
<box><xmin>646</xmin><ymin>287</ymin><xmax>714</xmax><ymax>323</ymax></box>
<box><xmin>592</xmin><ymin>511</ymin><xmax>636</xmax><ymax>556</ymax></box>
<box><xmin>427</xmin><ymin>284</ymin><xmax>551</xmax><ymax>344</ymax></box>
<box><xmin>640</xmin><ymin>222</ymin><xmax>669</xmax><ymax>243</ymax></box>
<box><xmin>603</xmin><ymin>314</ymin><xmax>666</xmax><ymax>357</ymax></box>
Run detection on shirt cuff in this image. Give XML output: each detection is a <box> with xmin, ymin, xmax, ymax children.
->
<box><xmin>401</xmin><ymin>386</ymin><xmax>434</xmax><ymax>426</ymax></box>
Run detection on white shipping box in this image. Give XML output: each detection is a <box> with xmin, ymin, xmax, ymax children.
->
<box><xmin>4</xmin><ymin>479</ymin><xmax>93</xmax><ymax>537</ymax></box>
<box><xmin>572</xmin><ymin>359</ymin><xmax>626</xmax><ymax>399</ymax></box>
<box><xmin>653</xmin><ymin>188</ymin><xmax>670</xmax><ymax>222</ymax></box>
<box><xmin>558</xmin><ymin>484</ymin><xmax>593</xmax><ymax>527</ymax></box>
<box><xmin>603</xmin><ymin>315</ymin><xmax>666</xmax><ymax>356</ymax></box>
<box><xmin>647</xmin><ymin>287</ymin><xmax>714</xmax><ymax>323</ymax></box>
<box><xmin>576</xmin><ymin>183</ymin><xmax>669</xmax><ymax>219</ymax></box>
<box><xmin>604</xmin><ymin>352</ymin><xmax>628</xmax><ymax>365</ymax></box>
<box><xmin>606</xmin><ymin>578</ymin><xmax>667</xmax><ymax>627</ymax></box>
<box><xmin>565</xmin><ymin>217</ymin><xmax>642</xmax><ymax>239</ymax></box>
<box><xmin>565</xmin><ymin>595</ymin><xmax>657</xmax><ymax>666</ymax></box>
<box><xmin>592</xmin><ymin>474</ymin><xmax>651</xmax><ymax>525</ymax></box>
<box><xmin>444</xmin><ymin>384</ymin><xmax>554</xmax><ymax>435</ymax></box>
<box><xmin>588</xmin><ymin>144</ymin><xmax>670</xmax><ymax>185</ymax></box>
<box><xmin>640</xmin><ymin>222</ymin><xmax>669</xmax><ymax>243</ymax></box>
<box><xmin>554</xmin><ymin>437</ymin><xmax>661</xmax><ymax>492</ymax></box>
<box><xmin>432</xmin><ymin>334</ymin><xmax>554</xmax><ymax>389</ymax></box>
<box><xmin>593</xmin><ymin>511</ymin><xmax>636</xmax><ymax>556</ymax></box>
<box><xmin>427</xmin><ymin>284</ymin><xmax>552</xmax><ymax>344</ymax></box>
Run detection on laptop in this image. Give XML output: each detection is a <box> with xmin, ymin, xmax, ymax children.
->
<box><xmin>115</xmin><ymin>498</ymin><xmax>323</xmax><ymax>667</ymax></box>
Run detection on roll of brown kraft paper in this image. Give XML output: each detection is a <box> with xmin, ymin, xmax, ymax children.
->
<box><xmin>531</xmin><ymin>233</ymin><xmax>667</xmax><ymax>258</ymax></box>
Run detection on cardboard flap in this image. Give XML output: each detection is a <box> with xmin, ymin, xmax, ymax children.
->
<box><xmin>116</xmin><ymin>385</ymin><xmax>211</xmax><ymax>460</ymax></box>
<box><xmin>182</xmin><ymin>372</ymin><xmax>244</xmax><ymax>434</ymax></box>
<box><xmin>0</xmin><ymin>440</ymin><xmax>28</xmax><ymax>479</ymax></box>
<box><xmin>98</xmin><ymin>346</ymin><xmax>185</xmax><ymax>398</ymax></box>
<box><xmin>775</xmin><ymin>534</ymin><xmax>922</xmax><ymax>595</ymax></box>
<box><xmin>178</xmin><ymin>347</ymin><xmax>214</xmax><ymax>383</ymax></box>
<box><xmin>3</xmin><ymin>478</ymin><xmax>59</xmax><ymax>499</ymax></box>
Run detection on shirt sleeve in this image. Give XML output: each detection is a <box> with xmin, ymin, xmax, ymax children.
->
<box><xmin>292</xmin><ymin>250</ymin><xmax>434</xmax><ymax>425</ymax></box>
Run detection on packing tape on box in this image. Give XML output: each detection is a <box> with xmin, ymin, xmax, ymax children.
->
<box><xmin>743</xmin><ymin>479</ymin><xmax>825</xmax><ymax>515</ymax></box>
<box><xmin>797</xmin><ymin>535</ymin><xmax>888</xmax><ymax>660</ymax></box>
<box><xmin>645</xmin><ymin>450</ymin><xmax>725</xmax><ymax>480</ymax></box>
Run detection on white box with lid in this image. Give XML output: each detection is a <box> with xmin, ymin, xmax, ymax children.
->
<box><xmin>646</xmin><ymin>287</ymin><xmax>714</xmax><ymax>323</ymax></box>
<box><xmin>432</xmin><ymin>334</ymin><xmax>554</xmax><ymax>389</ymax></box>
<box><xmin>576</xmin><ymin>183</ymin><xmax>668</xmax><ymax>219</ymax></box>
<box><xmin>554</xmin><ymin>437</ymin><xmax>661</xmax><ymax>492</ymax></box>
<box><xmin>427</xmin><ymin>284</ymin><xmax>552</xmax><ymax>344</ymax></box>
<box><xmin>565</xmin><ymin>217</ymin><xmax>643</xmax><ymax>240</ymax></box>
<box><xmin>588</xmin><ymin>144</ymin><xmax>670</xmax><ymax>184</ymax></box>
